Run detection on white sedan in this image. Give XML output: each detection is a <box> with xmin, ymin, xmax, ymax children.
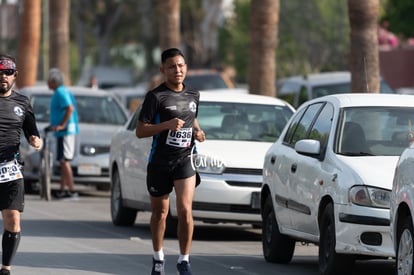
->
<box><xmin>261</xmin><ymin>93</ymin><xmax>414</xmax><ymax>275</ymax></box>
<box><xmin>391</xmin><ymin>140</ymin><xmax>414</xmax><ymax>275</ymax></box>
<box><xmin>109</xmin><ymin>91</ymin><xmax>294</xmax><ymax>236</ymax></box>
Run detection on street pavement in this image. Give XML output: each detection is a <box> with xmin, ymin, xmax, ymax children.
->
<box><xmin>3</xmin><ymin>191</ymin><xmax>395</xmax><ymax>275</ymax></box>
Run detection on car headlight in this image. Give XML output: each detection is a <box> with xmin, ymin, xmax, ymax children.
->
<box><xmin>81</xmin><ymin>145</ymin><xmax>97</xmax><ymax>156</ymax></box>
<box><xmin>349</xmin><ymin>186</ymin><xmax>390</xmax><ymax>209</ymax></box>
<box><xmin>191</xmin><ymin>154</ymin><xmax>225</xmax><ymax>174</ymax></box>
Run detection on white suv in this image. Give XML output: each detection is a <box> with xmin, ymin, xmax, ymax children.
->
<box><xmin>261</xmin><ymin>93</ymin><xmax>414</xmax><ymax>275</ymax></box>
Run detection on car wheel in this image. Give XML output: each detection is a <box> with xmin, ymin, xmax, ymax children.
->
<box><xmin>24</xmin><ymin>180</ymin><xmax>39</xmax><ymax>194</ymax></box>
<box><xmin>397</xmin><ymin>216</ymin><xmax>414</xmax><ymax>275</ymax></box>
<box><xmin>262</xmin><ymin>196</ymin><xmax>295</xmax><ymax>263</ymax></box>
<box><xmin>110</xmin><ymin>169</ymin><xmax>137</xmax><ymax>226</ymax></box>
<box><xmin>319</xmin><ymin>203</ymin><xmax>354</xmax><ymax>275</ymax></box>
<box><xmin>164</xmin><ymin>210</ymin><xmax>178</xmax><ymax>238</ymax></box>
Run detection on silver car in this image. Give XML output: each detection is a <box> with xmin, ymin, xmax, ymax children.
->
<box><xmin>18</xmin><ymin>86</ymin><xmax>129</xmax><ymax>192</ymax></box>
<box><xmin>109</xmin><ymin>91</ymin><xmax>295</xmax><ymax>236</ymax></box>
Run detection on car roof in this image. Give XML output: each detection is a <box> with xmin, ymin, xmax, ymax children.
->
<box><xmin>18</xmin><ymin>85</ymin><xmax>113</xmax><ymax>97</ymax></box>
<box><xmin>280</xmin><ymin>71</ymin><xmax>350</xmax><ymax>86</ymax></box>
<box><xmin>305</xmin><ymin>93</ymin><xmax>414</xmax><ymax>108</ymax></box>
<box><xmin>200</xmin><ymin>90</ymin><xmax>294</xmax><ymax>108</ymax></box>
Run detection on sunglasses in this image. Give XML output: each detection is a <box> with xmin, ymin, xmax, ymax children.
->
<box><xmin>0</xmin><ymin>69</ymin><xmax>16</xmax><ymax>76</ymax></box>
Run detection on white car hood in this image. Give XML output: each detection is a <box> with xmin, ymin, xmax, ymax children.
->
<box><xmin>195</xmin><ymin>140</ymin><xmax>272</xmax><ymax>169</ymax></box>
<box><xmin>78</xmin><ymin>124</ymin><xmax>122</xmax><ymax>145</ymax></box>
<box><xmin>338</xmin><ymin>156</ymin><xmax>399</xmax><ymax>190</ymax></box>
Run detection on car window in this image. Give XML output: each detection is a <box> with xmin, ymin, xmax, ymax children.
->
<box><xmin>127</xmin><ymin>106</ymin><xmax>141</xmax><ymax>131</ymax></box>
<box><xmin>338</xmin><ymin>107</ymin><xmax>414</xmax><ymax>156</ymax></box>
<box><xmin>308</xmin><ymin>103</ymin><xmax>334</xmax><ymax>152</ymax></box>
<box><xmin>197</xmin><ymin>102</ymin><xmax>294</xmax><ymax>142</ymax></box>
<box><xmin>30</xmin><ymin>94</ymin><xmax>127</xmax><ymax>125</ymax></box>
<box><xmin>31</xmin><ymin>95</ymin><xmax>51</xmax><ymax>122</ymax></box>
<box><xmin>312</xmin><ymin>83</ymin><xmax>349</xmax><ymax>98</ymax></box>
<box><xmin>285</xmin><ymin>102</ymin><xmax>324</xmax><ymax>145</ymax></box>
<box><xmin>298</xmin><ymin>86</ymin><xmax>309</xmax><ymax>107</ymax></box>
<box><xmin>184</xmin><ymin>74</ymin><xmax>229</xmax><ymax>90</ymax></box>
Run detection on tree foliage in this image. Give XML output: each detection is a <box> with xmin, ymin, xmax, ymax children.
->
<box><xmin>382</xmin><ymin>0</ymin><xmax>414</xmax><ymax>38</ymax></box>
<box><xmin>218</xmin><ymin>0</ymin><xmax>350</xmax><ymax>83</ymax></box>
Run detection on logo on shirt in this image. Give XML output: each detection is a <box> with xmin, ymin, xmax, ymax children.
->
<box><xmin>14</xmin><ymin>106</ymin><xmax>24</xmax><ymax>117</ymax></box>
<box><xmin>166</xmin><ymin>106</ymin><xmax>177</xmax><ymax>111</ymax></box>
<box><xmin>189</xmin><ymin>101</ymin><xmax>196</xmax><ymax>113</ymax></box>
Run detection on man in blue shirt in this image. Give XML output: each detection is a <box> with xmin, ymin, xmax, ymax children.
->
<box><xmin>48</xmin><ymin>68</ymin><xmax>79</xmax><ymax>199</ymax></box>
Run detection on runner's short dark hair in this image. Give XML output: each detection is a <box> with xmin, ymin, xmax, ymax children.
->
<box><xmin>161</xmin><ymin>48</ymin><xmax>184</xmax><ymax>64</ymax></box>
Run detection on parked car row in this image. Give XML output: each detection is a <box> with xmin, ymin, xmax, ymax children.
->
<box><xmin>18</xmin><ymin>86</ymin><xmax>129</xmax><ymax>193</ymax></box>
<box><xmin>109</xmin><ymin>91</ymin><xmax>295</xmax><ymax>236</ymax></box>
<box><xmin>21</xmin><ymin>81</ymin><xmax>414</xmax><ymax>275</ymax></box>
<box><xmin>260</xmin><ymin>93</ymin><xmax>414</xmax><ymax>275</ymax></box>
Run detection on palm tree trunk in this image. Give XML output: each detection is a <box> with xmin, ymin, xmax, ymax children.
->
<box><xmin>159</xmin><ymin>0</ymin><xmax>180</xmax><ymax>51</ymax></box>
<box><xmin>49</xmin><ymin>0</ymin><xmax>71</xmax><ymax>85</ymax></box>
<box><xmin>248</xmin><ymin>0</ymin><xmax>279</xmax><ymax>96</ymax></box>
<box><xmin>348</xmin><ymin>0</ymin><xmax>380</xmax><ymax>93</ymax></box>
<box><xmin>16</xmin><ymin>0</ymin><xmax>41</xmax><ymax>89</ymax></box>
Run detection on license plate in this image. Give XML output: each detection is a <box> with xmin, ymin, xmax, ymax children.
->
<box><xmin>78</xmin><ymin>164</ymin><xmax>101</xmax><ymax>176</ymax></box>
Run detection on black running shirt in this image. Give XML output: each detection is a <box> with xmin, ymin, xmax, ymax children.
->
<box><xmin>139</xmin><ymin>83</ymin><xmax>199</xmax><ymax>165</ymax></box>
<box><xmin>0</xmin><ymin>91</ymin><xmax>39</xmax><ymax>162</ymax></box>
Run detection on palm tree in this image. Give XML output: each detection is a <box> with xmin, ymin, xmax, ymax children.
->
<box><xmin>16</xmin><ymin>0</ymin><xmax>41</xmax><ymax>89</ymax></box>
<box><xmin>49</xmin><ymin>0</ymin><xmax>71</xmax><ymax>85</ymax></box>
<box><xmin>248</xmin><ymin>0</ymin><xmax>279</xmax><ymax>96</ymax></box>
<box><xmin>159</xmin><ymin>0</ymin><xmax>180</xmax><ymax>51</ymax></box>
<box><xmin>348</xmin><ymin>0</ymin><xmax>380</xmax><ymax>93</ymax></box>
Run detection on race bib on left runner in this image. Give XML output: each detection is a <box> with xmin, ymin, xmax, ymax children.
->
<box><xmin>166</xmin><ymin>128</ymin><xmax>192</xmax><ymax>148</ymax></box>
<box><xmin>0</xmin><ymin>160</ymin><xmax>23</xmax><ymax>183</ymax></box>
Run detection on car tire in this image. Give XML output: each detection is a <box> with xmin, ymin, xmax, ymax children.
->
<box><xmin>262</xmin><ymin>196</ymin><xmax>295</xmax><ymax>263</ymax></box>
<box><xmin>110</xmin><ymin>169</ymin><xmax>137</xmax><ymax>226</ymax></box>
<box><xmin>396</xmin><ymin>216</ymin><xmax>414</xmax><ymax>275</ymax></box>
<box><xmin>24</xmin><ymin>180</ymin><xmax>39</xmax><ymax>194</ymax></box>
<box><xmin>319</xmin><ymin>203</ymin><xmax>354</xmax><ymax>275</ymax></box>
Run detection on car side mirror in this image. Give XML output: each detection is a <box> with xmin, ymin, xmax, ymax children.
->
<box><xmin>295</xmin><ymin>139</ymin><xmax>321</xmax><ymax>155</ymax></box>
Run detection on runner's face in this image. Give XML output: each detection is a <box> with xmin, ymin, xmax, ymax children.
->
<box><xmin>0</xmin><ymin>59</ymin><xmax>17</xmax><ymax>95</ymax></box>
<box><xmin>0</xmin><ymin>69</ymin><xmax>16</xmax><ymax>95</ymax></box>
<box><xmin>161</xmin><ymin>55</ymin><xmax>187</xmax><ymax>87</ymax></box>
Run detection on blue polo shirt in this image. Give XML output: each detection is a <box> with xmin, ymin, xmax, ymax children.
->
<box><xmin>50</xmin><ymin>85</ymin><xmax>79</xmax><ymax>137</ymax></box>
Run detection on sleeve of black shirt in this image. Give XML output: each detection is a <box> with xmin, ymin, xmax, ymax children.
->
<box><xmin>23</xmin><ymin>108</ymin><xmax>40</xmax><ymax>142</ymax></box>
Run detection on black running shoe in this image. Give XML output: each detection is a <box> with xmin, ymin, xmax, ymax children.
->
<box><xmin>0</xmin><ymin>269</ymin><xmax>10</xmax><ymax>275</ymax></box>
<box><xmin>176</xmin><ymin>260</ymin><xmax>192</xmax><ymax>275</ymax></box>
<box><xmin>151</xmin><ymin>258</ymin><xmax>165</xmax><ymax>275</ymax></box>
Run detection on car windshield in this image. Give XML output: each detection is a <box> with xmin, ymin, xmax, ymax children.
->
<box><xmin>337</xmin><ymin>107</ymin><xmax>414</xmax><ymax>156</ymax></box>
<box><xmin>184</xmin><ymin>74</ymin><xmax>228</xmax><ymax>90</ymax></box>
<box><xmin>197</xmin><ymin>102</ymin><xmax>294</xmax><ymax>142</ymax></box>
<box><xmin>312</xmin><ymin>80</ymin><xmax>394</xmax><ymax>99</ymax></box>
<box><xmin>31</xmin><ymin>94</ymin><xmax>127</xmax><ymax>125</ymax></box>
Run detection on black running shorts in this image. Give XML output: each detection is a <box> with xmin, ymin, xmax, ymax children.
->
<box><xmin>147</xmin><ymin>156</ymin><xmax>201</xmax><ymax>197</ymax></box>
<box><xmin>0</xmin><ymin>178</ymin><xmax>25</xmax><ymax>212</ymax></box>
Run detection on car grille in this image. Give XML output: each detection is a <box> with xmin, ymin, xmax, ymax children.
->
<box><xmin>224</xmin><ymin>167</ymin><xmax>262</xmax><ymax>175</ymax></box>
<box><xmin>192</xmin><ymin>201</ymin><xmax>260</xmax><ymax>214</ymax></box>
<box><xmin>223</xmin><ymin>167</ymin><xmax>262</xmax><ymax>188</ymax></box>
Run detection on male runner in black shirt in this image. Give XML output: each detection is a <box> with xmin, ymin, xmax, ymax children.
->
<box><xmin>137</xmin><ymin>48</ymin><xmax>205</xmax><ymax>275</ymax></box>
<box><xmin>0</xmin><ymin>54</ymin><xmax>42</xmax><ymax>275</ymax></box>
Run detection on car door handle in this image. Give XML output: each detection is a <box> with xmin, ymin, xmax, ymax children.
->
<box><xmin>270</xmin><ymin>156</ymin><xmax>276</xmax><ymax>164</ymax></box>
<box><xmin>291</xmin><ymin>163</ymin><xmax>297</xmax><ymax>173</ymax></box>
